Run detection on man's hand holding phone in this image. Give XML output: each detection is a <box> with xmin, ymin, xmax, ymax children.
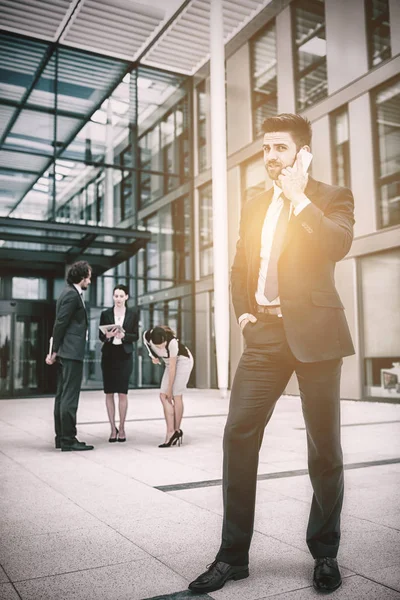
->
<box><xmin>279</xmin><ymin>148</ymin><xmax>313</xmax><ymax>207</ymax></box>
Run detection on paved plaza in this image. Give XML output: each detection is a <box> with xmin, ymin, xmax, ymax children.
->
<box><xmin>0</xmin><ymin>389</ymin><xmax>399</xmax><ymax>600</ymax></box>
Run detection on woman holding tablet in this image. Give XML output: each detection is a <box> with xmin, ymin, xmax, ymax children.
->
<box><xmin>99</xmin><ymin>284</ymin><xmax>139</xmax><ymax>442</ymax></box>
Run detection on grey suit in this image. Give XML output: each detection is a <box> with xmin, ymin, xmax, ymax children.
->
<box><xmin>53</xmin><ymin>285</ymin><xmax>87</xmax><ymax>444</ymax></box>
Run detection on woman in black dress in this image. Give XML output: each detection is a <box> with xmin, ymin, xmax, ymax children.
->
<box><xmin>99</xmin><ymin>285</ymin><xmax>139</xmax><ymax>442</ymax></box>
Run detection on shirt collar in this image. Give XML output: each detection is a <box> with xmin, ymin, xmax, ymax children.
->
<box><xmin>272</xmin><ymin>182</ymin><xmax>283</xmax><ymax>202</ymax></box>
<box><xmin>73</xmin><ymin>283</ymin><xmax>83</xmax><ymax>295</ymax></box>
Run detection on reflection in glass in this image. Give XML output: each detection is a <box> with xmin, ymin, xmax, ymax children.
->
<box><xmin>332</xmin><ymin>107</ymin><xmax>351</xmax><ymax>188</ymax></box>
<box><xmin>251</xmin><ymin>21</ymin><xmax>277</xmax><ymax>139</ymax></box>
<box><xmin>14</xmin><ymin>317</ymin><xmax>39</xmax><ymax>392</ymax></box>
<box><xmin>199</xmin><ymin>184</ymin><xmax>213</xmax><ymax>277</ymax></box>
<box><xmin>294</xmin><ymin>0</ymin><xmax>327</xmax><ymax>111</ymax></box>
<box><xmin>197</xmin><ymin>80</ymin><xmax>208</xmax><ymax>172</ymax></box>
<box><xmin>366</xmin><ymin>0</ymin><xmax>391</xmax><ymax>68</ymax></box>
<box><xmin>0</xmin><ymin>315</ymin><xmax>11</xmax><ymax>396</ymax></box>
<box><xmin>374</xmin><ymin>79</ymin><xmax>400</xmax><ymax>228</ymax></box>
<box><xmin>360</xmin><ymin>249</ymin><xmax>400</xmax><ymax>399</ymax></box>
<box><xmin>12</xmin><ymin>277</ymin><xmax>47</xmax><ymax>299</ymax></box>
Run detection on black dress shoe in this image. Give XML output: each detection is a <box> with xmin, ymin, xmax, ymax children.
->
<box><xmin>56</xmin><ymin>437</ymin><xmax>86</xmax><ymax>449</ymax></box>
<box><xmin>61</xmin><ymin>441</ymin><xmax>94</xmax><ymax>452</ymax></box>
<box><xmin>188</xmin><ymin>560</ymin><xmax>249</xmax><ymax>593</ymax></box>
<box><xmin>313</xmin><ymin>557</ymin><xmax>342</xmax><ymax>593</ymax></box>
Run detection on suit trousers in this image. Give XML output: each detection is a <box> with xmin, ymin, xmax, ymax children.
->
<box><xmin>216</xmin><ymin>316</ymin><xmax>344</xmax><ymax>566</ymax></box>
<box><xmin>54</xmin><ymin>357</ymin><xmax>84</xmax><ymax>444</ymax></box>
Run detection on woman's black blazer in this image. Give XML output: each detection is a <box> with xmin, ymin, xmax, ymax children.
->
<box><xmin>99</xmin><ymin>307</ymin><xmax>139</xmax><ymax>355</ymax></box>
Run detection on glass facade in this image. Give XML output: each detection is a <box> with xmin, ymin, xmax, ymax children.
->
<box><xmin>294</xmin><ymin>0</ymin><xmax>327</xmax><ymax>111</ymax></box>
<box><xmin>199</xmin><ymin>184</ymin><xmax>213</xmax><ymax>277</ymax></box>
<box><xmin>331</xmin><ymin>107</ymin><xmax>351</xmax><ymax>188</ymax></box>
<box><xmin>373</xmin><ymin>78</ymin><xmax>400</xmax><ymax>228</ymax></box>
<box><xmin>366</xmin><ymin>0</ymin><xmax>391</xmax><ymax>68</ymax></box>
<box><xmin>251</xmin><ymin>21</ymin><xmax>277</xmax><ymax>139</ymax></box>
<box><xmin>360</xmin><ymin>249</ymin><xmax>400</xmax><ymax>400</ymax></box>
<box><xmin>197</xmin><ymin>80</ymin><xmax>208</xmax><ymax>173</ymax></box>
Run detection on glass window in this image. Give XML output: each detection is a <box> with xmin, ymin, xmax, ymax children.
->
<box><xmin>141</xmin><ymin>195</ymin><xmax>192</xmax><ymax>293</ymax></box>
<box><xmin>360</xmin><ymin>249</ymin><xmax>400</xmax><ymax>400</ymax></box>
<box><xmin>197</xmin><ymin>80</ymin><xmax>208</xmax><ymax>172</ymax></box>
<box><xmin>373</xmin><ymin>78</ymin><xmax>400</xmax><ymax>228</ymax></box>
<box><xmin>12</xmin><ymin>277</ymin><xmax>47</xmax><ymax>300</ymax></box>
<box><xmin>251</xmin><ymin>21</ymin><xmax>277</xmax><ymax>139</ymax></box>
<box><xmin>199</xmin><ymin>184</ymin><xmax>213</xmax><ymax>277</ymax></box>
<box><xmin>294</xmin><ymin>0</ymin><xmax>327</xmax><ymax>111</ymax></box>
<box><xmin>331</xmin><ymin>107</ymin><xmax>351</xmax><ymax>188</ymax></box>
<box><xmin>366</xmin><ymin>0</ymin><xmax>391</xmax><ymax>68</ymax></box>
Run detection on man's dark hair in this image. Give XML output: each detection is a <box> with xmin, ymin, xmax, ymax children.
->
<box><xmin>262</xmin><ymin>113</ymin><xmax>312</xmax><ymax>148</ymax></box>
<box><xmin>113</xmin><ymin>284</ymin><xmax>129</xmax><ymax>295</ymax></box>
<box><xmin>66</xmin><ymin>261</ymin><xmax>91</xmax><ymax>284</ymax></box>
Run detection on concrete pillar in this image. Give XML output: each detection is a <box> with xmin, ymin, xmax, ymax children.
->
<box><xmin>210</xmin><ymin>0</ymin><xmax>230</xmax><ymax>396</ymax></box>
<box><xmin>276</xmin><ymin>6</ymin><xmax>296</xmax><ymax>114</ymax></box>
<box><xmin>348</xmin><ymin>94</ymin><xmax>377</xmax><ymax>237</ymax></box>
<box><xmin>226</xmin><ymin>43</ymin><xmax>252</xmax><ymax>155</ymax></box>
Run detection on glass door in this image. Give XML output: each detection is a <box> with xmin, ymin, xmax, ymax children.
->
<box><xmin>13</xmin><ymin>315</ymin><xmax>41</xmax><ymax>395</ymax></box>
<box><xmin>0</xmin><ymin>315</ymin><xmax>12</xmax><ymax>396</ymax></box>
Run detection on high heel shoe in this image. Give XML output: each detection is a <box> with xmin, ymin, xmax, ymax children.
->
<box><xmin>158</xmin><ymin>430</ymin><xmax>180</xmax><ymax>448</ymax></box>
<box><xmin>178</xmin><ymin>429</ymin><xmax>183</xmax><ymax>445</ymax></box>
<box><xmin>109</xmin><ymin>428</ymin><xmax>118</xmax><ymax>443</ymax></box>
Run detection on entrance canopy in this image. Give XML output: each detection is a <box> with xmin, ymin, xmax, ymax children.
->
<box><xmin>0</xmin><ymin>216</ymin><xmax>151</xmax><ymax>277</ymax></box>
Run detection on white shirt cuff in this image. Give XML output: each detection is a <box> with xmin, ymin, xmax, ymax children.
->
<box><xmin>238</xmin><ymin>313</ymin><xmax>252</xmax><ymax>325</ymax></box>
<box><xmin>293</xmin><ymin>198</ymin><xmax>311</xmax><ymax>216</ymax></box>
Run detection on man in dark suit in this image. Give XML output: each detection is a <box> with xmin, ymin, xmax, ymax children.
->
<box><xmin>46</xmin><ymin>260</ymin><xmax>94</xmax><ymax>452</ymax></box>
<box><xmin>189</xmin><ymin>114</ymin><xmax>355</xmax><ymax>594</ymax></box>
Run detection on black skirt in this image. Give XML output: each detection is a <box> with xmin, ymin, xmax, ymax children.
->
<box><xmin>101</xmin><ymin>344</ymin><xmax>133</xmax><ymax>394</ymax></box>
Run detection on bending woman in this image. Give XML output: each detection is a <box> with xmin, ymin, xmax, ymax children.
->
<box><xmin>143</xmin><ymin>326</ymin><xmax>194</xmax><ymax>448</ymax></box>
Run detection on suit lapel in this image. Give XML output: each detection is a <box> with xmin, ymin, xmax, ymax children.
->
<box><xmin>122</xmin><ymin>308</ymin><xmax>130</xmax><ymax>330</ymax></box>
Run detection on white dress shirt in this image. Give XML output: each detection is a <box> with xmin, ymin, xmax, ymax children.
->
<box><xmin>239</xmin><ymin>183</ymin><xmax>310</xmax><ymax>324</ymax></box>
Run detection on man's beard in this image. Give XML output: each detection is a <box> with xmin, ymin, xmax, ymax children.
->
<box><xmin>266</xmin><ymin>163</ymin><xmax>282</xmax><ymax>180</ymax></box>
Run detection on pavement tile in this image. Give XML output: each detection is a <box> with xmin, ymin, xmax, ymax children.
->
<box><xmin>0</xmin><ymin>566</ymin><xmax>9</xmax><ymax>584</ymax></box>
<box><xmin>255</xmin><ymin>575</ymin><xmax>400</xmax><ymax>599</ymax></box>
<box><xmin>368</xmin><ymin>564</ymin><xmax>400</xmax><ymax>592</ymax></box>
<box><xmin>0</xmin><ymin>525</ymin><xmax>148</xmax><ymax>582</ymax></box>
<box><xmin>0</xmin><ymin>583</ymin><xmax>20</xmax><ymax>600</ymax></box>
<box><xmin>14</xmin><ymin>558</ymin><xmax>187</xmax><ymax>600</ymax></box>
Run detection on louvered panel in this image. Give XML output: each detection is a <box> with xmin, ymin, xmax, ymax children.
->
<box><xmin>0</xmin><ymin>150</ymin><xmax>49</xmax><ymax>172</ymax></box>
<box><xmin>0</xmin><ymin>106</ymin><xmax>16</xmax><ymax>139</ymax></box>
<box><xmin>142</xmin><ymin>0</ymin><xmax>271</xmax><ymax>74</ymax></box>
<box><xmin>0</xmin><ymin>0</ymin><xmax>73</xmax><ymax>40</ymax></box>
<box><xmin>62</xmin><ymin>0</ymin><xmax>166</xmax><ymax>59</ymax></box>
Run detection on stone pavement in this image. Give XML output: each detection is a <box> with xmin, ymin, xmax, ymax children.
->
<box><xmin>0</xmin><ymin>389</ymin><xmax>399</xmax><ymax>600</ymax></box>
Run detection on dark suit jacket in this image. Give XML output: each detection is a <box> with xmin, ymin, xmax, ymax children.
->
<box><xmin>52</xmin><ymin>285</ymin><xmax>87</xmax><ymax>361</ymax></box>
<box><xmin>231</xmin><ymin>177</ymin><xmax>355</xmax><ymax>363</ymax></box>
<box><xmin>99</xmin><ymin>307</ymin><xmax>139</xmax><ymax>355</ymax></box>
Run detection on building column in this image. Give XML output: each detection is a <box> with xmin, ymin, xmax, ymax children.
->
<box><xmin>210</xmin><ymin>0</ymin><xmax>230</xmax><ymax>396</ymax></box>
<box><xmin>104</xmin><ymin>99</ymin><xmax>115</xmax><ymax>300</ymax></box>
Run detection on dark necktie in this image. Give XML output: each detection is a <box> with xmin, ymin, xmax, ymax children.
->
<box><xmin>264</xmin><ymin>195</ymin><xmax>290</xmax><ymax>302</ymax></box>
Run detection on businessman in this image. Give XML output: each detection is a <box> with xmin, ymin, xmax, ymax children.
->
<box><xmin>189</xmin><ymin>114</ymin><xmax>355</xmax><ymax>594</ymax></box>
<box><xmin>46</xmin><ymin>260</ymin><xmax>94</xmax><ymax>452</ymax></box>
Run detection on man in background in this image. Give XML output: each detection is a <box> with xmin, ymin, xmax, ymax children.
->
<box><xmin>46</xmin><ymin>260</ymin><xmax>94</xmax><ymax>452</ymax></box>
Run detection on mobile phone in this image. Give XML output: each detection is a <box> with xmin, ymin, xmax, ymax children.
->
<box><xmin>294</xmin><ymin>148</ymin><xmax>313</xmax><ymax>175</ymax></box>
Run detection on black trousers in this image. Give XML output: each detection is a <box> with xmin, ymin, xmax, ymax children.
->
<box><xmin>54</xmin><ymin>357</ymin><xmax>84</xmax><ymax>444</ymax></box>
<box><xmin>216</xmin><ymin>317</ymin><xmax>344</xmax><ymax>566</ymax></box>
